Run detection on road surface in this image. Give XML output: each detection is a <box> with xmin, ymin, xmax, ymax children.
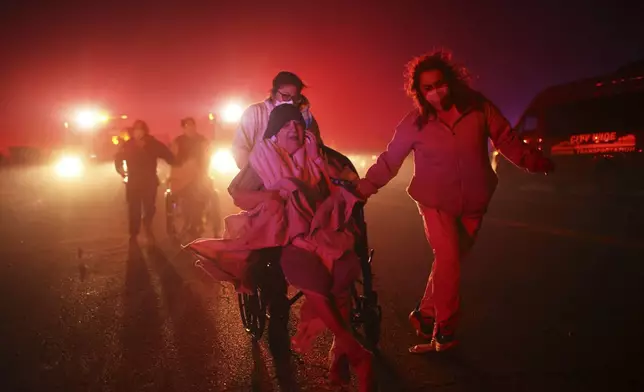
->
<box><xmin>1</xmin><ymin>160</ymin><xmax>643</xmax><ymax>391</ymax></box>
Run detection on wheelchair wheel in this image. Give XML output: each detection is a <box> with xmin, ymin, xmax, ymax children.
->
<box><xmin>351</xmin><ymin>287</ymin><xmax>382</xmax><ymax>348</ymax></box>
<box><xmin>238</xmin><ymin>289</ymin><xmax>267</xmax><ymax>342</ymax></box>
<box><xmin>165</xmin><ymin>189</ymin><xmax>177</xmax><ymax>237</ymax></box>
<box><xmin>165</xmin><ymin>188</ymin><xmax>193</xmax><ymax>242</ymax></box>
<box><xmin>362</xmin><ymin>294</ymin><xmax>382</xmax><ymax>347</ymax></box>
<box><xmin>350</xmin><ymin>249</ymin><xmax>382</xmax><ymax>348</ymax></box>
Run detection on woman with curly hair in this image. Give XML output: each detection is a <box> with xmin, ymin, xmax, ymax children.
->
<box><xmin>358</xmin><ymin>50</ymin><xmax>553</xmax><ymax>353</ymax></box>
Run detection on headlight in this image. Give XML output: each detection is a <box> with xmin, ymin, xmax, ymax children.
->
<box><xmin>55</xmin><ymin>156</ymin><xmax>84</xmax><ymax>177</ymax></box>
<box><xmin>74</xmin><ymin>109</ymin><xmax>109</xmax><ymax>130</ymax></box>
<box><xmin>209</xmin><ymin>149</ymin><xmax>239</xmax><ymax>175</ymax></box>
<box><xmin>220</xmin><ymin>103</ymin><xmax>244</xmax><ymax>123</ymax></box>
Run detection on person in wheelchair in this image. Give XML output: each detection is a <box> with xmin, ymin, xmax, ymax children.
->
<box><xmin>168</xmin><ymin>117</ymin><xmax>211</xmax><ymax>235</ymax></box>
<box><xmin>188</xmin><ymin>104</ymin><xmax>374</xmax><ymax>391</ymax></box>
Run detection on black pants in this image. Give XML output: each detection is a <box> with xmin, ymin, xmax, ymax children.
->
<box><xmin>126</xmin><ymin>183</ymin><xmax>157</xmax><ymax>237</ymax></box>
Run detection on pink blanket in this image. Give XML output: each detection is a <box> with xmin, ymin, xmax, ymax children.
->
<box><xmin>187</xmin><ymin>140</ymin><xmax>361</xmax><ymax>292</ymax></box>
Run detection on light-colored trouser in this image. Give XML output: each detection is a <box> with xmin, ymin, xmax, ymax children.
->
<box><xmin>418</xmin><ymin>205</ymin><xmax>484</xmax><ymax>336</ymax></box>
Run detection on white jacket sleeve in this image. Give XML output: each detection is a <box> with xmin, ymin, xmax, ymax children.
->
<box><xmin>232</xmin><ymin>105</ymin><xmax>259</xmax><ymax>169</ymax></box>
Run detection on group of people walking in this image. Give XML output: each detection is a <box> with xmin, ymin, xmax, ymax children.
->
<box><xmin>116</xmin><ymin>50</ymin><xmax>553</xmax><ymax>391</ymax></box>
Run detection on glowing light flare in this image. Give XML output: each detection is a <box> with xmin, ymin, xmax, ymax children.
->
<box><xmin>221</xmin><ymin>103</ymin><xmax>244</xmax><ymax>123</ymax></box>
<box><xmin>209</xmin><ymin>149</ymin><xmax>239</xmax><ymax>174</ymax></box>
<box><xmin>346</xmin><ymin>155</ymin><xmax>368</xmax><ymax>172</ymax></box>
<box><xmin>112</xmin><ymin>136</ymin><xmax>120</xmax><ymax>145</ymax></box>
<box><xmin>55</xmin><ymin>156</ymin><xmax>84</xmax><ymax>178</ymax></box>
<box><xmin>75</xmin><ymin>109</ymin><xmax>109</xmax><ymax>130</ymax></box>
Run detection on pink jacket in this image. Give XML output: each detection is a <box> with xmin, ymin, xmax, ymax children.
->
<box><xmin>365</xmin><ymin>99</ymin><xmax>533</xmax><ymax>216</ymax></box>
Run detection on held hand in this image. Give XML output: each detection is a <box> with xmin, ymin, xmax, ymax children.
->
<box><xmin>356</xmin><ymin>178</ymin><xmax>378</xmax><ymax>199</ymax></box>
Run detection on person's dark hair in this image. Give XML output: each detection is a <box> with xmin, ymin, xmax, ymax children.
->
<box><xmin>131</xmin><ymin>120</ymin><xmax>150</xmax><ymax>135</ymax></box>
<box><xmin>270</xmin><ymin>71</ymin><xmax>306</xmax><ymax>96</ymax></box>
<box><xmin>264</xmin><ymin>104</ymin><xmax>305</xmax><ymax>139</ymax></box>
<box><xmin>298</xmin><ymin>94</ymin><xmax>310</xmax><ymax>107</ymax></box>
<box><xmin>405</xmin><ymin>50</ymin><xmax>478</xmax><ymax>129</ymax></box>
<box><xmin>181</xmin><ymin>117</ymin><xmax>195</xmax><ymax>127</ymax></box>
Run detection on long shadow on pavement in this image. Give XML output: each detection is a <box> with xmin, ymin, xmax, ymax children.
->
<box><xmin>249</xmin><ymin>342</ymin><xmax>289</xmax><ymax>392</ymax></box>
<box><xmin>147</xmin><ymin>246</ymin><xmax>222</xmax><ymax>390</ymax></box>
<box><xmin>117</xmin><ymin>242</ymin><xmax>170</xmax><ymax>391</ymax></box>
<box><xmin>372</xmin><ymin>350</ymin><xmax>411</xmax><ymax>392</ymax></box>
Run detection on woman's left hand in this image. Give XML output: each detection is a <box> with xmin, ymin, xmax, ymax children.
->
<box><xmin>304</xmin><ymin>131</ymin><xmax>321</xmax><ymax>160</ymax></box>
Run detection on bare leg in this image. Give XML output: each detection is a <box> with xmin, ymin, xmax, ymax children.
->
<box><xmin>328</xmin><ymin>290</ymin><xmax>351</xmax><ymax>385</ymax></box>
<box><xmin>302</xmin><ymin>290</ymin><xmax>374</xmax><ymax>392</ymax></box>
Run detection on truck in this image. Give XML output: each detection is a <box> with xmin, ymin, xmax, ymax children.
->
<box><xmin>60</xmin><ymin>110</ymin><xmax>132</xmax><ymax>162</ymax></box>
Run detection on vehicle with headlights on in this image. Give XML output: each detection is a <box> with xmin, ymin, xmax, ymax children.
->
<box><xmin>61</xmin><ymin>109</ymin><xmax>131</xmax><ymax>163</ymax></box>
<box><xmin>52</xmin><ymin>109</ymin><xmax>132</xmax><ymax>178</ymax></box>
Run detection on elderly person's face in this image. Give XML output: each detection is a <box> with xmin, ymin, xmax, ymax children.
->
<box><xmin>275</xmin><ymin>120</ymin><xmax>305</xmax><ymax>154</ymax></box>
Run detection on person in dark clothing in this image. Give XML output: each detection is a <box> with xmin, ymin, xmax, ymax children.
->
<box><xmin>169</xmin><ymin>117</ymin><xmax>211</xmax><ymax>234</ymax></box>
<box><xmin>114</xmin><ymin>120</ymin><xmax>174</xmax><ymax>244</ymax></box>
<box><xmin>173</xmin><ymin>117</ymin><xmax>209</xmax><ymax>170</ymax></box>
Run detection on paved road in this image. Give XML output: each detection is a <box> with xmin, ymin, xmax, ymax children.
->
<box><xmin>1</xmin><ymin>161</ymin><xmax>643</xmax><ymax>391</ymax></box>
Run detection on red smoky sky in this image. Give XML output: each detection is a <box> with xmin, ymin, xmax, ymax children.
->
<box><xmin>0</xmin><ymin>0</ymin><xmax>642</xmax><ymax>153</ymax></box>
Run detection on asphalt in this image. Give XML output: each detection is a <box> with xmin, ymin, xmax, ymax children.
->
<box><xmin>1</xmin><ymin>161</ymin><xmax>643</xmax><ymax>391</ymax></box>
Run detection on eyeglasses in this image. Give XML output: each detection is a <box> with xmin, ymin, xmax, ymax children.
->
<box><xmin>277</xmin><ymin>90</ymin><xmax>299</xmax><ymax>102</ymax></box>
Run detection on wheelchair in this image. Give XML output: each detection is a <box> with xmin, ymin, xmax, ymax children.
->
<box><xmin>234</xmin><ymin>204</ymin><xmax>382</xmax><ymax>348</ymax></box>
<box><xmin>189</xmin><ymin>148</ymin><xmax>382</xmax><ymax>347</ymax></box>
<box><xmin>165</xmin><ymin>177</ymin><xmax>222</xmax><ymax>242</ymax></box>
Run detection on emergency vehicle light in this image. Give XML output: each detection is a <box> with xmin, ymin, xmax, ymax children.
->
<box><xmin>221</xmin><ymin>103</ymin><xmax>244</xmax><ymax>123</ymax></box>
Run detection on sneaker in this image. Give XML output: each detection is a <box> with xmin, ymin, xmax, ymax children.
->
<box><xmin>409</xmin><ymin>341</ymin><xmax>435</xmax><ymax>354</ymax></box>
<box><xmin>433</xmin><ymin>331</ymin><xmax>458</xmax><ymax>352</ymax></box>
<box><xmin>408</xmin><ymin>308</ymin><xmax>435</xmax><ymax>340</ymax></box>
<box><xmin>408</xmin><ymin>333</ymin><xmax>458</xmax><ymax>354</ymax></box>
